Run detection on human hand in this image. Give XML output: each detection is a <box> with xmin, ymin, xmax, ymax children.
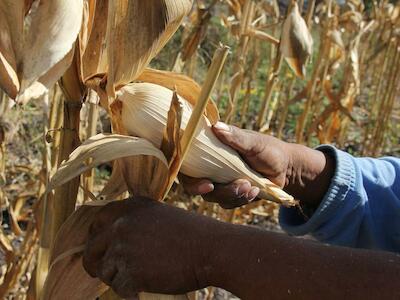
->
<box><xmin>182</xmin><ymin>122</ymin><xmax>293</xmax><ymax>208</ymax></box>
<box><xmin>82</xmin><ymin>197</ymin><xmax>219</xmax><ymax>298</ymax></box>
<box><xmin>82</xmin><ymin>197</ymin><xmax>400</xmax><ymax>300</ymax></box>
<box><xmin>183</xmin><ymin>122</ymin><xmax>334</xmax><ymax>208</ymax></box>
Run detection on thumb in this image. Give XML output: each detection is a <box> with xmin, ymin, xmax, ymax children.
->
<box><xmin>212</xmin><ymin>122</ymin><xmax>260</xmax><ymax>156</ymax></box>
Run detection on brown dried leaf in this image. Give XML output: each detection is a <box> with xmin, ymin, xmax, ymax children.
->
<box><xmin>106</xmin><ymin>0</ymin><xmax>193</xmax><ymax>97</ymax></box>
<box><xmin>181</xmin><ymin>8</ymin><xmax>211</xmax><ymax>61</ymax></box>
<box><xmin>119</xmin><ymin>155</ymin><xmax>169</xmax><ymax>201</ymax></box>
<box><xmin>81</xmin><ymin>0</ymin><xmax>109</xmax><ymax>83</ymax></box>
<box><xmin>0</xmin><ymin>0</ymin><xmax>84</xmax><ymax>99</ymax></box>
<box><xmin>48</xmin><ymin>134</ymin><xmax>168</xmax><ymax>192</ymax></box>
<box><xmin>0</xmin><ymin>1</ymin><xmax>23</xmax><ymax>99</ymax></box>
<box><xmin>137</xmin><ymin>68</ymin><xmax>220</xmax><ymax>124</ymax></box>
<box><xmin>20</xmin><ymin>0</ymin><xmax>84</xmax><ymax>94</ymax></box>
<box><xmin>43</xmin><ymin>203</ymin><xmax>109</xmax><ymax>300</ymax></box>
<box><xmin>98</xmin><ymin>161</ymin><xmax>128</xmax><ymax>201</ymax></box>
<box><xmin>44</xmin><ymin>201</ymin><xmax>189</xmax><ymax>300</ymax></box>
<box><xmin>280</xmin><ymin>1</ymin><xmax>313</xmax><ymax>78</ymax></box>
<box><xmin>161</xmin><ymin>91</ymin><xmax>183</xmax><ymax>165</ymax></box>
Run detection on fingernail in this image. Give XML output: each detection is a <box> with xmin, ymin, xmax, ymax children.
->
<box><xmin>237</xmin><ymin>181</ymin><xmax>251</xmax><ymax>197</ymax></box>
<box><xmin>214</xmin><ymin>122</ymin><xmax>231</xmax><ymax>132</ymax></box>
<box><xmin>248</xmin><ymin>187</ymin><xmax>260</xmax><ymax>201</ymax></box>
<box><xmin>197</xmin><ymin>182</ymin><xmax>214</xmax><ymax>194</ymax></box>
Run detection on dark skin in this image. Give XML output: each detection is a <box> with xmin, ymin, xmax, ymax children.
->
<box><xmin>182</xmin><ymin>122</ymin><xmax>335</xmax><ymax>209</ymax></box>
<box><xmin>83</xmin><ymin>123</ymin><xmax>400</xmax><ymax>299</ymax></box>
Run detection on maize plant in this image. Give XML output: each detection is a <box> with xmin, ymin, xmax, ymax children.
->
<box><xmin>0</xmin><ymin>0</ymin><xmax>399</xmax><ymax>299</ymax></box>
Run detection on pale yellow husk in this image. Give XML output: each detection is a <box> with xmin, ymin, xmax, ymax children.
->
<box><xmin>0</xmin><ymin>0</ymin><xmax>84</xmax><ymax>99</ymax></box>
<box><xmin>117</xmin><ymin>83</ymin><xmax>296</xmax><ymax>206</ymax></box>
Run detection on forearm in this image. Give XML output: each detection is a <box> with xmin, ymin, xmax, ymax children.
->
<box><xmin>205</xmin><ymin>223</ymin><xmax>400</xmax><ymax>299</ymax></box>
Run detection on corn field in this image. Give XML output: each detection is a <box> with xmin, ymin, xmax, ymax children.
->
<box><xmin>0</xmin><ymin>0</ymin><xmax>399</xmax><ymax>299</ymax></box>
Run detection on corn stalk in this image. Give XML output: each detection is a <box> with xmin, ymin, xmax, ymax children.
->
<box><xmin>225</xmin><ymin>0</ymin><xmax>256</xmax><ymax>123</ymax></box>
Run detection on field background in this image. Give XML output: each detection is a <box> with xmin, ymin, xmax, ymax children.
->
<box><xmin>0</xmin><ymin>0</ymin><xmax>399</xmax><ymax>299</ymax></box>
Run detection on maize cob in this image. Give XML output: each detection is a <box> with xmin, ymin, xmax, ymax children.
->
<box><xmin>117</xmin><ymin>82</ymin><xmax>296</xmax><ymax>206</ymax></box>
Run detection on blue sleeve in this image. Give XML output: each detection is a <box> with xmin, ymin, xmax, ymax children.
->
<box><xmin>279</xmin><ymin>145</ymin><xmax>400</xmax><ymax>252</ymax></box>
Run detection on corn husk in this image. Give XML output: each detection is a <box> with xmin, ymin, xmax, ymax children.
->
<box><xmin>0</xmin><ymin>0</ymin><xmax>83</xmax><ymax>100</ymax></box>
<box><xmin>280</xmin><ymin>1</ymin><xmax>313</xmax><ymax>78</ymax></box>
<box><xmin>117</xmin><ymin>83</ymin><xmax>295</xmax><ymax>206</ymax></box>
<box><xmin>137</xmin><ymin>68</ymin><xmax>220</xmax><ymax>125</ymax></box>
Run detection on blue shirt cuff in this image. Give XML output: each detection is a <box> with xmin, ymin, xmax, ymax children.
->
<box><xmin>279</xmin><ymin>145</ymin><xmax>357</xmax><ymax>236</ymax></box>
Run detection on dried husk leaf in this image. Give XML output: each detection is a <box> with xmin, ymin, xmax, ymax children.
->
<box><xmin>0</xmin><ymin>0</ymin><xmax>84</xmax><ymax>99</ymax></box>
<box><xmin>24</xmin><ymin>0</ymin><xmax>35</xmax><ymax>14</ymax></box>
<box><xmin>102</xmin><ymin>91</ymin><xmax>184</xmax><ymax>202</ymax></box>
<box><xmin>0</xmin><ymin>1</ymin><xmax>23</xmax><ymax>99</ymax></box>
<box><xmin>43</xmin><ymin>203</ymin><xmax>109</xmax><ymax>300</ymax></box>
<box><xmin>20</xmin><ymin>0</ymin><xmax>84</xmax><ymax>94</ymax></box>
<box><xmin>81</xmin><ymin>0</ymin><xmax>109</xmax><ymax>83</ymax></box>
<box><xmin>98</xmin><ymin>161</ymin><xmax>128</xmax><ymax>201</ymax></box>
<box><xmin>118</xmin><ymin>155</ymin><xmax>170</xmax><ymax>200</ymax></box>
<box><xmin>106</xmin><ymin>0</ymin><xmax>193</xmax><ymax>97</ymax></box>
<box><xmin>47</xmin><ymin>133</ymin><xmax>169</xmax><ymax>192</ymax></box>
<box><xmin>161</xmin><ymin>91</ymin><xmax>183</xmax><ymax>165</ymax></box>
<box><xmin>137</xmin><ymin>68</ymin><xmax>220</xmax><ymax>125</ymax></box>
<box><xmin>280</xmin><ymin>1</ymin><xmax>313</xmax><ymax>78</ymax></box>
<box><xmin>118</xmin><ymin>83</ymin><xmax>296</xmax><ymax>206</ymax></box>
<box><xmin>45</xmin><ymin>130</ymin><xmax>179</xmax><ymax>299</ymax></box>
<box><xmin>44</xmin><ymin>201</ymin><xmax>189</xmax><ymax>300</ymax></box>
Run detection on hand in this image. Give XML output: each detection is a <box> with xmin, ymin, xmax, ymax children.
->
<box><xmin>82</xmin><ymin>197</ymin><xmax>218</xmax><ymax>298</ymax></box>
<box><xmin>81</xmin><ymin>197</ymin><xmax>400</xmax><ymax>300</ymax></box>
<box><xmin>183</xmin><ymin>122</ymin><xmax>334</xmax><ymax>208</ymax></box>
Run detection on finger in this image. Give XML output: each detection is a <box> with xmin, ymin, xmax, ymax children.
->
<box><xmin>203</xmin><ymin>179</ymin><xmax>260</xmax><ymax>209</ymax></box>
<box><xmin>111</xmin><ymin>270</ymin><xmax>140</xmax><ymax>299</ymax></box>
<box><xmin>83</xmin><ymin>231</ymin><xmax>109</xmax><ymax>278</ymax></box>
<box><xmin>212</xmin><ymin>122</ymin><xmax>261</xmax><ymax>156</ymax></box>
<box><xmin>98</xmin><ymin>249</ymin><xmax>118</xmax><ymax>286</ymax></box>
<box><xmin>89</xmin><ymin>202</ymin><xmax>125</xmax><ymax>236</ymax></box>
<box><xmin>180</xmin><ymin>175</ymin><xmax>214</xmax><ymax>195</ymax></box>
<box><xmin>247</xmin><ymin>187</ymin><xmax>261</xmax><ymax>202</ymax></box>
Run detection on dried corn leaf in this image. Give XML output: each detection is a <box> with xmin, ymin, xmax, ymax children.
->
<box><xmin>44</xmin><ymin>201</ymin><xmax>189</xmax><ymax>300</ymax></box>
<box><xmin>181</xmin><ymin>8</ymin><xmax>211</xmax><ymax>61</ymax></box>
<box><xmin>43</xmin><ymin>202</ymin><xmax>109</xmax><ymax>300</ymax></box>
<box><xmin>81</xmin><ymin>0</ymin><xmax>109</xmax><ymax>83</ymax></box>
<box><xmin>137</xmin><ymin>68</ymin><xmax>220</xmax><ymax>124</ymax></box>
<box><xmin>106</xmin><ymin>0</ymin><xmax>193</xmax><ymax>97</ymax></box>
<box><xmin>0</xmin><ymin>0</ymin><xmax>83</xmax><ymax>99</ymax></box>
<box><xmin>47</xmin><ymin>134</ymin><xmax>168</xmax><ymax>192</ymax></box>
<box><xmin>119</xmin><ymin>155</ymin><xmax>169</xmax><ymax>200</ymax></box>
<box><xmin>326</xmin><ymin>111</ymin><xmax>342</xmax><ymax>142</ymax></box>
<box><xmin>98</xmin><ymin>161</ymin><xmax>128</xmax><ymax>201</ymax></box>
<box><xmin>0</xmin><ymin>1</ymin><xmax>23</xmax><ymax>99</ymax></box>
<box><xmin>161</xmin><ymin>91</ymin><xmax>183</xmax><ymax>165</ymax></box>
<box><xmin>20</xmin><ymin>0</ymin><xmax>84</xmax><ymax>94</ymax></box>
<box><xmin>280</xmin><ymin>1</ymin><xmax>313</xmax><ymax>78</ymax></box>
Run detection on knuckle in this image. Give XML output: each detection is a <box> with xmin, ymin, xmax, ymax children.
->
<box><xmin>111</xmin><ymin>216</ymin><xmax>130</xmax><ymax>235</ymax></box>
<box><xmin>112</xmin><ymin>275</ymin><xmax>138</xmax><ymax>298</ymax></box>
<box><xmin>82</xmin><ymin>251</ymin><xmax>97</xmax><ymax>278</ymax></box>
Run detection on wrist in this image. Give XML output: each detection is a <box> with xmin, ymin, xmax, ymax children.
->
<box><xmin>284</xmin><ymin>144</ymin><xmax>335</xmax><ymax>207</ymax></box>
